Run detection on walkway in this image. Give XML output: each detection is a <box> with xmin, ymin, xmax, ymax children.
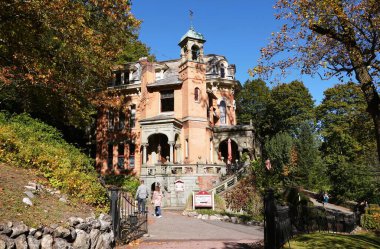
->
<box><xmin>123</xmin><ymin>209</ymin><xmax>264</xmax><ymax>249</ymax></box>
<box><xmin>309</xmin><ymin>197</ymin><xmax>354</xmax><ymax>215</ymax></box>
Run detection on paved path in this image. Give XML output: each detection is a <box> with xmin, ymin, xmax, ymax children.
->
<box><xmin>309</xmin><ymin>197</ymin><xmax>354</xmax><ymax>214</ymax></box>
<box><xmin>122</xmin><ymin>209</ymin><xmax>264</xmax><ymax>249</ymax></box>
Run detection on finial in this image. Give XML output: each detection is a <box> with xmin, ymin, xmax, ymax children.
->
<box><xmin>189</xmin><ymin>9</ymin><xmax>194</xmax><ymax>29</ymax></box>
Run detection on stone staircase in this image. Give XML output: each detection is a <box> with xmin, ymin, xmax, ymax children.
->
<box><xmin>208</xmin><ymin>163</ymin><xmax>249</xmax><ymax>195</ymax></box>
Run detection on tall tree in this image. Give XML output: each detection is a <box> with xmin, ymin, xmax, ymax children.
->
<box><xmin>253</xmin><ymin>0</ymin><xmax>380</xmax><ymax>161</ymax></box>
<box><xmin>269</xmin><ymin>80</ymin><xmax>315</xmax><ymax>136</ymax></box>
<box><xmin>0</xmin><ymin>0</ymin><xmax>142</xmax><ymax>129</ymax></box>
<box><xmin>295</xmin><ymin>122</ymin><xmax>328</xmax><ymax>191</ymax></box>
<box><xmin>317</xmin><ymin>82</ymin><xmax>378</xmax><ymax>201</ymax></box>
<box><xmin>236</xmin><ymin>79</ymin><xmax>271</xmax><ymax>142</ymax></box>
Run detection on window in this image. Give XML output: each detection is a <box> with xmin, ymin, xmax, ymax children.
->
<box><xmin>115</xmin><ymin>71</ymin><xmax>122</xmax><ymax>86</ymax></box>
<box><xmin>108</xmin><ymin>110</ymin><xmax>115</xmax><ymax>130</ymax></box>
<box><xmin>130</xmin><ymin>104</ymin><xmax>136</xmax><ymax>128</ymax></box>
<box><xmin>129</xmin><ymin>143</ymin><xmax>135</xmax><ymax>168</ymax></box>
<box><xmin>124</xmin><ymin>70</ymin><xmax>130</xmax><ymax>84</ymax></box>
<box><xmin>191</xmin><ymin>45</ymin><xmax>200</xmax><ymax>61</ymax></box>
<box><xmin>107</xmin><ymin>144</ymin><xmax>113</xmax><ymax>169</ymax></box>
<box><xmin>117</xmin><ymin>144</ymin><xmax>124</xmax><ymax>169</ymax></box>
<box><xmin>194</xmin><ymin>87</ymin><xmax>200</xmax><ymax>102</ymax></box>
<box><xmin>185</xmin><ymin>139</ymin><xmax>189</xmax><ymax>158</ymax></box>
<box><xmin>219</xmin><ymin>100</ymin><xmax>226</xmax><ymax>124</ymax></box>
<box><xmin>161</xmin><ymin>90</ymin><xmax>174</xmax><ymax>112</ymax></box>
<box><xmin>119</xmin><ymin>109</ymin><xmax>125</xmax><ymax>130</ymax></box>
<box><xmin>220</xmin><ymin>64</ymin><xmax>225</xmax><ymax>78</ymax></box>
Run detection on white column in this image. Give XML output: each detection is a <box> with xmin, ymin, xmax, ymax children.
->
<box><xmin>169</xmin><ymin>142</ymin><xmax>174</xmax><ymax>164</ymax></box>
<box><xmin>142</xmin><ymin>143</ymin><xmax>148</xmax><ymax>165</ymax></box>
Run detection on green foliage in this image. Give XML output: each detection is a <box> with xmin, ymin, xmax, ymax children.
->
<box><xmin>284</xmin><ymin>232</ymin><xmax>380</xmax><ymax>249</ymax></box>
<box><xmin>214</xmin><ymin>194</ymin><xmax>227</xmax><ymax>211</ymax></box>
<box><xmin>236</xmin><ymin>79</ymin><xmax>271</xmax><ymax>141</ymax></box>
<box><xmin>268</xmin><ymin>81</ymin><xmax>315</xmax><ymax>136</ymax></box>
<box><xmin>0</xmin><ymin>112</ymin><xmax>108</xmax><ymax>206</ymax></box>
<box><xmin>295</xmin><ymin>123</ymin><xmax>329</xmax><ymax>191</ymax></box>
<box><xmin>263</xmin><ymin>132</ymin><xmax>295</xmax><ymax>187</ymax></box>
<box><xmin>103</xmin><ymin>175</ymin><xmax>140</xmax><ymax>197</ymax></box>
<box><xmin>361</xmin><ymin>205</ymin><xmax>380</xmax><ymax>231</ymax></box>
<box><xmin>317</xmin><ymin>83</ymin><xmax>379</xmax><ymax>202</ymax></box>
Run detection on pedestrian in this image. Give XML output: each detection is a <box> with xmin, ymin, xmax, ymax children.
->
<box><xmin>323</xmin><ymin>192</ymin><xmax>329</xmax><ymax>206</ymax></box>
<box><xmin>152</xmin><ymin>185</ymin><xmax>163</xmax><ymax>218</ymax></box>
<box><xmin>135</xmin><ymin>180</ymin><xmax>149</xmax><ymax>213</ymax></box>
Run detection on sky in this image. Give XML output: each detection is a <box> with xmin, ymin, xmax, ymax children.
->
<box><xmin>132</xmin><ymin>0</ymin><xmax>338</xmax><ymax>104</ymax></box>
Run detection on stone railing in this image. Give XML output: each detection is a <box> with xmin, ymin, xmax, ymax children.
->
<box><xmin>208</xmin><ymin>164</ymin><xmax>247</xmax><ymax>194</ymax></box>
<box><xmin>0</xmin><ymin>214</ymin><xmax>114</xmax><ymax>249</ymax></box>
<box><xmin>142</xmin><ymin>164</ymin><xmax>226</xmax><ymax>176</ymax></box>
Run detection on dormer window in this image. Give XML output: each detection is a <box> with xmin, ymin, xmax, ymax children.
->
<box><xmin>220</xmin><ymin>64</ymin><xmax>225</xmax><ymax>78</ymax></box>
<box><xmin>191</xmin><ymin>45</ymin><xmax>200</xmax><ymax>61</ymax></box>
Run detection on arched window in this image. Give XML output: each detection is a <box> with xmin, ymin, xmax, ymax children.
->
<box><xmin>219</xmin><ymin>100</ymin><xmax>226</xmax><ymax>125</ymax></box>
<box><xmin>194</xmin><ymin>87</ymin><xmax>200</xmax><ymax>102</ymax></box>
<box><xmin>191</xmin><ymin>45</ymin><xmax>200</xmax><ymax>61</ymax></box>
<box><xmin>220</xmin><ymin>64</ymin><xmax>225</xmax><ymax>78</ymax></box>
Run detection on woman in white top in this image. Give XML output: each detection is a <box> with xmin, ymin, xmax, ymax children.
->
<box><xmin>152</xmin><ymin>186</ymin><xmax>163</xmax><ymax>218</ymax></box>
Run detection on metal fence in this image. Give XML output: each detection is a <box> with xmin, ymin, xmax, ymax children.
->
<box><xmin>109</xmin><ymin>188</ymin><xmax>148</xmax><ymax>244</ymax></box>
<box><xmin>264</xmin><ymin>189</ymin><xmax>356</xmax><ymax>249</ymax></box>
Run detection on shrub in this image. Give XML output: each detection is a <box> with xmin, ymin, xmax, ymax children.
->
<box><xmin>361</xmin><ymin>205</ymin><xmax>380</xmax><ymax>231</ymax></box>
<box><xmin>0</xmin><ymin>112</ymin><xmax>108</xmax><ymax>207</ymax></box>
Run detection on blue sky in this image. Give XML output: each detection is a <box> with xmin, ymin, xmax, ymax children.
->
<box><xmin>132</xmin><ymin>0</ymin><xmax>338</xmax><ymax>104</ymax></box>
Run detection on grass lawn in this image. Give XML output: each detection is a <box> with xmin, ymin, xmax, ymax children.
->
<box><xmin>283</xmin><ymin>231</ymin><xmax>380</xmax><ymax>249</ymax></box>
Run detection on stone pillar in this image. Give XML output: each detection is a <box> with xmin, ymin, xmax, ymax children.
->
<box><xmin>142</xmin><ymin>143</ymin><xmax>148</xmax><ymax>165</ymax></box>
<box><xmin>175</xmin><ymin>144</ymin><xmax>181</xmax><ymax>163</ymax></box>
<box><xmin>169</xmin><ymin>142</ymin><xmax>175</xmax><ymax>164</ymax></box>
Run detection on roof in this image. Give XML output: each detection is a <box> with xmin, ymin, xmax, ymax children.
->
<box><xmin>179</xmin><ymin>26</ymin><xmax>205</xmax><ymax>44</ymax></box>
<box><xmin>147</xmin><ymin>75</ymin><xmax>182</xmax><ymax>89</ymax></box>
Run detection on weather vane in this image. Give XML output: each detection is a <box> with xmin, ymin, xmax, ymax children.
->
<box><xmin>189</xmin><ymin>9</ymin><xmax>194</xmax><ymax>29</ymax></box>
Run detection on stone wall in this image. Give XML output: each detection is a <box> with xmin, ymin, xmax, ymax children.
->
<box><xmin>0</xmin><ymin>214</ymin><xmax>114</xmax><ymax>249</ymax></box>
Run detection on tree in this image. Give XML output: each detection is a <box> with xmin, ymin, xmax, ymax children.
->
<box><xmin>268</xmin><ymin>80</ymin><xmax>315</xmax><ymax>136</ymax></box>
<box><xmin>263</xmin><ymin>132</ymin><xmax>295</xmax><ymax>188</ymax></box>
<box><xmin>295</xmin><ymin>122</ymin><xmax>328</xmax><ymax>191</ymax></box>
<box><xmin>0</xmin><ymin>0</ymin><xmax>142</xmax><ymax>129</ymax></box>
<box><xmin>235</xmin><ymin>79</ymin><xmax>271</xmax><ymax>142</ymax></box>
<box><xmin>317</xmin><ymin>82</ymin><xmax>378</xmax><ymax>201</ymax></box>
<box><xmin>253</xmin><ymin>0</ymin><xmax>380</xmax><ymax>161</ymax></box>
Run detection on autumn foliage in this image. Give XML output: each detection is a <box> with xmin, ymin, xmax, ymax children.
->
<box><xmin>0</xmin><ymin>0</ymin><xmax>141</xmax><ymax>128</ymax></box>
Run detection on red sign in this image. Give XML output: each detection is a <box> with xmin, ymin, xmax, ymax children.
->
<box><xmin>194</xmin><ymin>191</ymin><xmax>212</xmax><ymax>208</ymax></box>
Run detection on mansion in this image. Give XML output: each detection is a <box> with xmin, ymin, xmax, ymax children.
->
<box><xmin>96</xmin><ymin>27</ymin><xmax>258</xmax><ymax>206</ymax></box>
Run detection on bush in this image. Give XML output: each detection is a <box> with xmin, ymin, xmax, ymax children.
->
<box><xmin>361</xmin><ymin>205</ymin><xmax>380</xmax><ymax>231</ymax></box>
<box><xmin>103</xmin><ymin>175</ymin><xmax>140</xmax><ymax>197</ymax></box>
<box><xmin>0</xmin><ymin>112</ymin><xmax>108</xmax><ymax>207</ymax></box>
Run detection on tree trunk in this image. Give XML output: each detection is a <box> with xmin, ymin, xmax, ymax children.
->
<box><xmin>360</xmin><ymin>81</ymin><xmax>380</xmax><ymax>163</ymax></box>
<box><xmin>352</xmin><ymin>53</ymin><xmax>380</xmax><ymax>163</ymax></box>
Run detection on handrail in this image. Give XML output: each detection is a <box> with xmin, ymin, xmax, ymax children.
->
<box><xmin>208</xmin><ymin>164</ymin><xmax>248</xmax><ymax>195</ymax></box>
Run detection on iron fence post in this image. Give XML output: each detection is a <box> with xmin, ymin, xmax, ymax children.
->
<box><xmin>264</xmin><ymin>188</ymin><xmax>276</xmax><ymax>249</ymax></box>
<box><xmin>110</xmin><ymin>188</ymin><xmax>120</xmax><ymax>239</ymax></box>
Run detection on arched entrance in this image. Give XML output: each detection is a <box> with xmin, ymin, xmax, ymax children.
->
<box><xmin>218</xmin><ymin>138</ymin><xmax>239</xmax><ymax>165</ymax></box>
<box><xmin>147</xmin><ymin>134</ymin><xmax>169</xmax><ymax>165</ymax></box>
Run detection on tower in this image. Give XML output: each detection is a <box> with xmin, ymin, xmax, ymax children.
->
<box><xmin>178</xmin><ymin>27</ymin><xmax>210</xmax><ymax>163</ymax></box>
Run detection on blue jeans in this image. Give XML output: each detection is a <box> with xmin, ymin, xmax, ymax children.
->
<box><xmin>155</xmin><ymin>206</ymin><xmax>161</xmax><ymax>216</ymax></box>
<box><xmin>138</xmin><ymin>198</ymin><xmax>146</xmax><ymax>213</ymax></box>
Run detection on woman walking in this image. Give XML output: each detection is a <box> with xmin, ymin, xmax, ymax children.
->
<box><xmin>152</xmin><ymin>186</ymin><xmax>163</xmax><ymax>218</ymax></box>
